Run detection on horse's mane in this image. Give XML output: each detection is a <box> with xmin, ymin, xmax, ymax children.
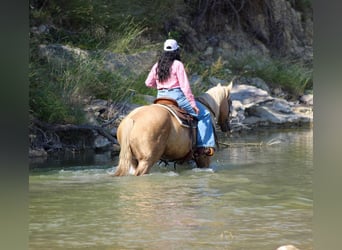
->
<box><xmin>196</xmin><ymin>83</ymin><xmax>229</xmax><ymax>118</ymax></box>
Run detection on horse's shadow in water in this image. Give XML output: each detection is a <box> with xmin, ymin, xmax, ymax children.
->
<box><xmin>112</xmin><ymin>82</ymin><xmax>233</xmax><ymax>176</ymax></box>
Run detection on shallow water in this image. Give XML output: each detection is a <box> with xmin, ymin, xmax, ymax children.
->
<box><xmin>29</xmin><ymin>128</ymin><xmax>313</xmax><ymax>249</ymax></box>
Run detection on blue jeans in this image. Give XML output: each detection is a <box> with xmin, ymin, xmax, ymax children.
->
<box><xmin>157</xmin><ymin>88</ymin><xmax>216</xmax><ymax>148</ymax></box>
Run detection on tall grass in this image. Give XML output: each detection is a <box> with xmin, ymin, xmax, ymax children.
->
<box><xmin>29</xmin><ymin>61</ymin><xmax>87</xmax><ymax>124</ymax></box>
<box><xmin>107</xmin><ymin>16</ymin><xmax>148</xmax><ymax>53</ymax></box>
<box><xmin>255</xmin><ymin>58</ymin><xmax>312</xmax><ymax>94</ymax></box>
<box><xmin>29</xmin><ymin>51</ymin><xmax>148</xmax><ymax>124</ymax></box>
<box><xmin>227</xmin><ymin>54</ymin><xmax>313</xmax><ymax>95</ymax></box>
<box><xmin>29</xmin><ymin>15</ymin><xmax>149</xmax><ymax>124</ymax></box>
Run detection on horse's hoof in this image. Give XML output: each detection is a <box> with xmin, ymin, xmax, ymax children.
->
<box><xmin>107</xmin><ymin>170</ymin><xmax>116</xmax><ymax>177</ymax></box>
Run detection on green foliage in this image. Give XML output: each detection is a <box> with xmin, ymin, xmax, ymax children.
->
<box><xmin>228</xmin><ymin>54</ymin><xmax>313</xmax><ymax>95</ymax></box>
<box><xmin>29</xmin><ymin>61</ymin><xmax>86</xmax><ymax>124</ymax></box>
<box><xmin>209</xmin><ymin>56</ymin><xmax>231</xmax><ymax>79</ymax></box>
<box><xmin>29</xmin><ymin>45</ymin><xmax>145</xmax><ymax>124</ymax></box>
<box><xmin>107</xmin><ymin>16</ymin><xmax>147</xmax><ymax>53</ymax></box>
<box><xmin>167</xmin><ymin>30</ymin><xmax>182</xmax><ymax>41</ymax></box>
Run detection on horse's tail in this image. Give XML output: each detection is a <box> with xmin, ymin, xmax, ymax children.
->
<box><xmin>113</xmin><ymin>118</ymin><xmax>134</xmax><ymax>176</ymax></box>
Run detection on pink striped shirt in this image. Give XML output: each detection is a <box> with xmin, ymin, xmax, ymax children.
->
<box><xmin>145</xmin><ymin>60</ymin><xmax>196</xmax><ymax>108</ymax></box>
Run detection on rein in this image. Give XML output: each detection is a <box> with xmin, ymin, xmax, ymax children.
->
<box><xmin>196</xmin><ymin>96</ymin><xmax>216</xmax><ymax>117</ymax></box>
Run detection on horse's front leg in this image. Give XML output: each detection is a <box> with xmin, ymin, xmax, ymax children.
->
<box><xmin>134</xmin><ymin>160</ymin><xmax>154</xmax><ymax>176</ymax></box>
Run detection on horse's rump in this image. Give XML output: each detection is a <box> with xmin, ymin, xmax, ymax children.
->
<box><xmin>114</xmin><ymin>105</ymin><xmax>193</xmax><ymax>176</ymax></box>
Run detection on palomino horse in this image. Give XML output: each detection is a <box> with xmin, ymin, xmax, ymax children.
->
<box><xmin>113</xmin><ymin>82</ymin><xmax>232</xmax><ymax>176</ymax></box>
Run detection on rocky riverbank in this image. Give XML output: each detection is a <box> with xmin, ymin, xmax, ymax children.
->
<box><xmin>29</xmin><ymin>79</ymin><xmax>313</xmax><ymax>161</ymax></box>
<box><xmin>29</xmin><ymin>42</ymin><xmax>313</xmax><ymax>162</ymax></box>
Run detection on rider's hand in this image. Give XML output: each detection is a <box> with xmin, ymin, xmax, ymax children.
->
<box><xmin>193</xmin><ymin>106</ymin><xmax>199</xmax><ymax>114</ymax></box>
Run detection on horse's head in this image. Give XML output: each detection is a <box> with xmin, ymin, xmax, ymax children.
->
<box><xmin>217</xmin><ymin>82</ymin><xmax>233</xmax><ymax>132</ymax></box>
<box><xmin>197</xmin><ymin>81</ymin><xmax>233</xmax><ymax>132</ymax></box>
<box><xmin>212</xmin><ymin>82</ymin><xmax>233</xmax><ymax>132</ymax></box>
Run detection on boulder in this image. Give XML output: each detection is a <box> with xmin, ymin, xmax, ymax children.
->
<box><xmin>230</xmin><ymin>84</ymin><xmax>313</xmax><ymax>131</ymax></box>
<box><xmin>94</xmin><ymin>135</ymin><xmax>112</xmax><ymax>152</ymax></box>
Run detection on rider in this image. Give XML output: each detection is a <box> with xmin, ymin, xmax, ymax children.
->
<box><xmin>145</xmin><ymin>39</ymin><xmax>215</xmax><ymax>156</ymax></box>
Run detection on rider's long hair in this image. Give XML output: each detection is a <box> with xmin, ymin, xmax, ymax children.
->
<box><xmin>156</xmin><ymin>49</ymin><xmax>181</xmax><ymax>82</ymax></box>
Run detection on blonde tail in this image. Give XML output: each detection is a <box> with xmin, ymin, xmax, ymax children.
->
<box><xmin>113</xmin><ymin>118</ymin><xmax>134</xmax><ymax>176</ymax></box>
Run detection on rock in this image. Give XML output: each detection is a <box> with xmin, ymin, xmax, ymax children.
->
<box><xmin>229</xmin><ymin>84</ymin><xmax>313</xmax><ymax>130</ymax></box>
<box><xmin>38</xmin><ymin>44</ymin><xmax>157</xmax><ymax>78</ymax></box>
<box><xmin>84</xmin><ymin>112</ymin><xmax>100</xmax><ymax>126</ymax></box>
<box><xmin>272</xmin><ymin>98</ymin><xmax>293</xmax><ymax>114</ymax></box>
<box><xmin>29</xmin><ymin>148</ymin><xmax>48</xmax><ymax>158</ymax></box>
<box><xmin>94</xmin><ymin>135</ymin><xmax>112</xmax><ymax>152</ymax></box>
<box><xmin>31</xmin><ymin>24</ymin><xmax>56</xmax><ymax>35</ymax></box>
<box><xmin>203</xmin><ymin>46</ymin><xmax>214</xmax><ymax>56</ymax></box>
<box><xmin>38</xmin><ymin>44</ymin><xmax>90</xmax><ymax>65</ymax></box>
<box><xmin>190</xmin><ymin>74</ymin><xmax>203</xmax><ymax>86</ymax></box>
<box><xmin>272</xmin><ymin>87</ymin><xmax>287</xmax><ymax>98</ymax></box>
<box><xmin>299</xmin><ymin>94</ymin><xmax>313</xmax><ymax>105</ymax></box>
<box><xmin>84</xmin><ymin>99</ymin><xmax>108</xmax><ymax>114</ymax></box>
<box><xmin>208</xmin><ymin>76</ymin><xmax>224</xmax><ymax>85</ymax></box>
<box><xmin>247</xmin><ymin>77</ymin><xmax>271</xmax><ymax>93</ymax></box>
<box><xmin>246</xmin><ymin>104</ymin><xmax>310</xmax><ymax>125</ymax></box>
<box><xmin>108</xmin><ymin>127</ymin><xmax>116</xmax><ymax>137</ymax></box>
<box><xmin>220</xmin><ymin>40</ymin><xmax>233</xmax><ymax>50</ymax></box>
<box><xmin>276</xmin><ymin>245</ymin><xmax>299</xmax><ymax>250</ymax></box>
<box><xmin>102</xmin><ymin>50</ymin><xmax>157</xmax><ymax>77</ymax></box>
<box><xmin>230</xmin><ymin>84</ymin><xmax>273</xmax><ymax>108</ymax></box>
<box><xmin>89</xmin><ymin>99</ymin><xmax>108</xmax><ymax>108</ymax></box>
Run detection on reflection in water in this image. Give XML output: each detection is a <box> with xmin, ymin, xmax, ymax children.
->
<box><xmin>29</xmin><ymin>129</ymin><xmax>312</xmax><ymax>250</ymax></box>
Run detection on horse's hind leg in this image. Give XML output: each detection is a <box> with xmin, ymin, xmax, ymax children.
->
<box><xmin>134</xmin><ymin>160</ymin><xmax>153</xmax><ymax>176</ymax></box>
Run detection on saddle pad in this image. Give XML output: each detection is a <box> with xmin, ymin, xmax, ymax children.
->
<box><xmin>153</xmin><ymin>104</ymin><xmax>197</xmax><ymax>128</ymax></box>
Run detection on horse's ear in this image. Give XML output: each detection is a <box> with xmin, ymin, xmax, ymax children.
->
<box><xmin>225</xmin><ymin>81</ymin><xmax>233</xmax><ymax>95</ymax></box>
<box><xmin>217</xmin><ymin>83</ymin><xmax>222</xmax><ymax>87</ymax></box>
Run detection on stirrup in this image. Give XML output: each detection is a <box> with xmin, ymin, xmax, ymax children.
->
<box><xmin>204</xmin><ymin>147</ymin><xmax>215</xmax><ymax>156</ymax></box>
<box><xmin>195</xmin><ymin>147</ymin><xmax>215</xmax><ymax>156</ymax></box>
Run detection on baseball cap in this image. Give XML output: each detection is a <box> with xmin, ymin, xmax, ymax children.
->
<box><xmin>163</xmin><ymin>39</ymin><xmax>179</xmax><ymax>51</ymax></box>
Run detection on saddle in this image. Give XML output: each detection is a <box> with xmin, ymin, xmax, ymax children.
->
<box><xmin>153</xmin><ymin>97</ymin><xmax>198</xmax><ymax>128</ymax></box>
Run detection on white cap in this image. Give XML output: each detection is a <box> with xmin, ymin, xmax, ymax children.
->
<box><xmin>163</xmin><ymin>39</ymin><xmax>179</xmax><ymax>51</ymax></box>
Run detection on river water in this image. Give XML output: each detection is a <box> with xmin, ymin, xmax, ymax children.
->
<box><xmin>29</xmin><ymin>128</ymin><xmax>313</xmax><ymax>250</ymax></box>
